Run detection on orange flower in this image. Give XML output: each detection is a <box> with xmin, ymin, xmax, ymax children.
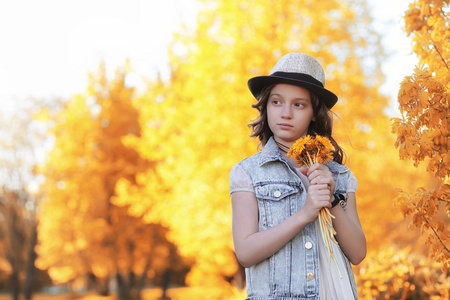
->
<box><xmin>314</xmin><ymin>135</ymin><xmax>334</xmax><ymax>164</ymax></box>
<box><xmin>287</xmin><ymin>135</ymin><xmax>334</xmax><ymax>166</ymax></box>
<box><xmin>287</xmin><ymin>134</ymin><xmax>312</xmax><ymax>166</ymax></box>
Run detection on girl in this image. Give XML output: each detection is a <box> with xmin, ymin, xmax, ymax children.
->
<box><xmin>230</xmin><ymin>53</ymin><xmax>366</xmax><ymax>299</ymax></box>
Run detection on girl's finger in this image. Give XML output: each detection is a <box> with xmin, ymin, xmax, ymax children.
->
<box><xmin>306</xmin><ymin>163</ymin><xmax>322</xmax><ymax>176</ymax></box>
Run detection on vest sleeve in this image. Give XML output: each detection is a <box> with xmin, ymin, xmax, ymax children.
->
<box><xmin>229</xmin><ymin>164</ymin><xmax>254</xmax><ymax>196</ymax></box>
<box><xmin>346</xmin><ymin>172</ymin><xmax>358</xmax><ymax>193</ymax></box>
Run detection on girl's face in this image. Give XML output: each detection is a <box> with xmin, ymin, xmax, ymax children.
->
<box><xmin>267</xmin><ymin>83</ymin><xmax>314</xmax><ymax>147</ymax></box>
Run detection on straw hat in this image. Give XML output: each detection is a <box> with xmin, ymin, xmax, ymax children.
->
<box><xmin>248</xmin><ymin>53</ymin><xmax>338</xmax><ymax>108</ymax></box>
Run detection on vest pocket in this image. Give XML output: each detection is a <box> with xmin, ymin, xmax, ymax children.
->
<box><xmin>254</xmin><ymin>183</ymin><xmax>298</xmax><ymax>201</ymax></box>
<box><xmin>255</xmin><ymin>183</ymin><xmax>300</xmax><ymax>228</ymax></box>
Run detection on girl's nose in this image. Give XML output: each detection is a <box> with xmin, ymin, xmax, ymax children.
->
<box><xmin>281</xmin><ymin>105</ymin><xmax>292</xmax><ymax>119</ymax></box>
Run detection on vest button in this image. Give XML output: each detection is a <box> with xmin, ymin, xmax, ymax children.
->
<box><xmin>305</xmin><ymin>242</ymin><xmax>313</xmax><ymax>249</ymax></box>
<box><xmin>307</xmin><ymin>272</ymin><xmax>314</xmax><ymax>280</ymax></box>
<box><xmin>274</xmin><ymin>190</ymin><xmax>281</xmax><ymax>198</ymax></box>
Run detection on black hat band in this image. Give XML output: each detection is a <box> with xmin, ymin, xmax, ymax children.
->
<box><xmin>270</xmin><ymin>71</ymin><xmax>324</xmax><ymax>88</ymax></box>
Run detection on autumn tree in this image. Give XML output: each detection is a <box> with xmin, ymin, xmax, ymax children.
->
<box><xmin>36</xmin><ymin>63</ymin><xmax>190</xmax><ymax>299</ymax></box>
<box><xmin>115</xmin><ymin>0</ymin><xmax>431</xmax><ymax>292</ymax></box>
<box><xmin>0</xmin><ymin>102</ymin><xmax>53</xmax><ymax>300</ymax></box>
<box><xmin>392</xmin><ymin>0</ymin><xmax>450</xmax><ymax>270</ymax></box>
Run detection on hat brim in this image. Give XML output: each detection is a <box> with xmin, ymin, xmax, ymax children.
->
<box><xmin>248</xmin><ymin>75</ymin><xmax>338</xmax><ymax>109</ymax></box>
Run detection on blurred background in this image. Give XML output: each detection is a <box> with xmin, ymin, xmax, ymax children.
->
<box><xmin>0</xmin><ymin>0</ymin><xmax>449</xmax><ymax>299</ymax></box>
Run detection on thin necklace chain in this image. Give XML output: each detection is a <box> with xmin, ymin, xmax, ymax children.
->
<box><xmin>275</xmin><ymin>141</ymin><xmax>290</xmax><ymax>154</ymax></box>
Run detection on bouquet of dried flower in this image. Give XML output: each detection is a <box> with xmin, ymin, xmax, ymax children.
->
<box><xmin>287</xmin><ymin>135</ymin><xmax>341</xmax><ymax>276</ymax></box>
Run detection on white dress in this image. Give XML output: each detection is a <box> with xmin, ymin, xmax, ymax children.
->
<box><xmin>229</xmin><ymin>164</ymin><xmax>358</xmax><ymax>300</ymax></box>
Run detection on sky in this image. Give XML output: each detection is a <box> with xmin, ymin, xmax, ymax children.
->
<box><xmin>0</xmin><ymin>0</ymin><xmax>417</xmax><ymax>116</ymax></box>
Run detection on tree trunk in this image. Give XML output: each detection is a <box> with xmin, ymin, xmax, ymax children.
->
<box><xmin>23</xmin><ymin>222</ymin><xmax>38</xmax><ymax>300</ymax></box>
<box><xmin>161</xmin><ymin>269</ymin><xmax>172</xmax><ymax>300</ymax></box>
<box><xmin>7</xmin><ymin>204</ymin><xmax>22</xmax><ymax>300</ymax></box>
<box><xmin>137</xmin><ymin>262</ymin><xmax>150</xmax><ymax>295</ymax></box>
<box><xmin>96</xmin><ymin>276</ymin><xmax>110</xmax><ymax>296</ymax></box>
<box><xmin>10</xmin><ymin>270</ymin><xmax>20</xmax><ymax>300</ymax></box>
<box><xmin>116</xmin><ymin>272</ymin><xmax>143</xmax><ymax>300</ymax></box>
<box><xmin>128</xmin><ymin>272</ymin><xmax>140</xmax><ymax>300</ymax></box>
<box><xmin>116</xmin><ymin>273</ymin><xmax>130</xmax><ymax>300</ymax></box>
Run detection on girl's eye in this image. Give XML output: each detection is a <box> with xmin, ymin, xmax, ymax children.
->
<box><xmin>271</xmin><ymin>99</ymin><xmax>281</xmax><ymax>105</ymax></box>
<box><xmin>295</xmin><ymin>102</ymin><xmax>305</xmax><ymax>108</ymax></box>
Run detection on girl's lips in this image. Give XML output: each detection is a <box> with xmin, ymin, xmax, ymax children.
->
<box><xmin>278</xmin><ymin>123</ymin><xmax>293</xmax><ymax>129</ymax></box>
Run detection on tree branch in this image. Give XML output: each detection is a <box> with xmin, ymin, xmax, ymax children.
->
<box><xmin>419</xmin><ymin>208</ymin><xmax>450</xmax><ymax>255</ymax></box>
<box><xmin>433</xmin><ymin>44</ymin><xmax>449</xmax><ymax>71</ymax></box>
<box><xmin>431</xmin><ymin>147</ymin><xmax>444</xmax><ymax>154</ymax></box>
<box><xmin>437</xmin><ymin>197</ymin><xmax>450</xmax><ymax>204</ymax></box>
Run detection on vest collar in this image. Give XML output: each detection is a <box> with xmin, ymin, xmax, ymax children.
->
<box><xmin>258</xmin><ymin>136</ymin><xmax>285</xmax><ymax>166</ymax></box>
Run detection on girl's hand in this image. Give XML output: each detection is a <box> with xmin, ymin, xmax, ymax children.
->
<box><xmin>301</xmin><ymin>183</ymin><xmax>332</xmax><ymax>223</ymax></box>
<box><xmin>300</xmin><ymin>163</ymin><xmax>335</xmax><ymax>194</ymax></box>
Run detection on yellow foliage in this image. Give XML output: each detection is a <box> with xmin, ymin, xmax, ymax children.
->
<box><xmin>356</xmin><ymin>246</ymin><xmax>450</xmax><ymax>299</ymax></box>
<box><xmin>47</xmin><ymin>266</ymin><xmax>76</xmax><ymax>285</ymax></box>
<box><xmin>36</xmin><ymin>63</ymin><xmax>190</xmax><ymax>287</ymax></box>
<box><xmin>392</xmin><ymin>0</ymin><xmax>450</xmax><ymax>271</ymax></box>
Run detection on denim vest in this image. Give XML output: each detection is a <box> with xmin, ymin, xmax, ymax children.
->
<box><xmin>237</xmin><ymin>137</ymin><xmax>358</xmax><ymax>300</ymax></box>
